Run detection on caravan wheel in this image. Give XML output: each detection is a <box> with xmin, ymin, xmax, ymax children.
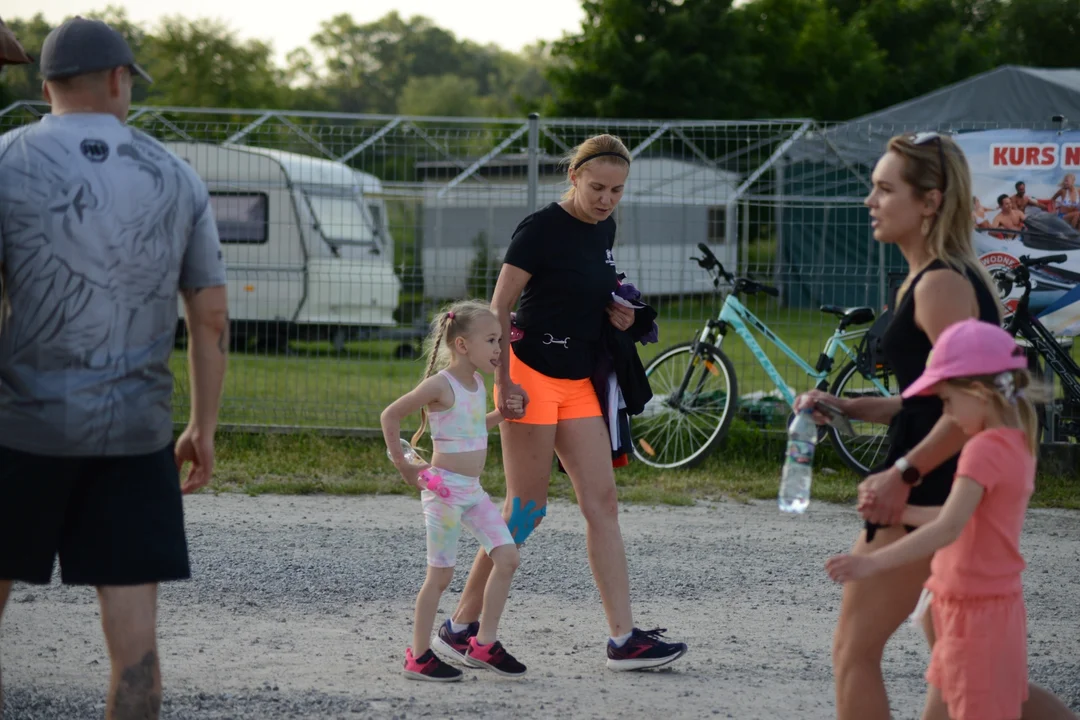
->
<box><xmin>331</xmin><ymin>327</ymin><xmax>348</xmax><ymax>353</ymax></box>
<box><xmin>395</xmin><ymin>343</ymin><xmax>419</xmax><ymax>360</ymax></box>
<box><xmin>253</xmin><ymin>322</ymin><xmax>288</xmax><ymax>354</ymax></box>
<box><xmin>174</xmin><ymin>321</ymin><xmax>188</xmax><ymax>349</ymax></box>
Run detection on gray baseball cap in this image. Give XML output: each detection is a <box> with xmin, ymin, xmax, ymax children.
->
<box><xmin>40</xmin><ymin>16</ymin><xmax>152</xmax><ymax>83</ymax></box>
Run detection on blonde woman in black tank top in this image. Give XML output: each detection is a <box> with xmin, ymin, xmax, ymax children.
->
<box><xmin>795</xmin><ymin>134</ymin><xmax>1076</xmax><ymax>720</ymax></box>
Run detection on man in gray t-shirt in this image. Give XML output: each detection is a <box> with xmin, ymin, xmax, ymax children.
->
<box><xmin>0</xmin><ymin>17</ymin><xmax>228</xmax><ymax>718</ymax></box>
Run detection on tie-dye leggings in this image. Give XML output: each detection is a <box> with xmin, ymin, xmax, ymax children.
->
<box><xmin>421</xmin><ymin>468</ymin><xmax>515</xmax><ymax>568</ymax></box>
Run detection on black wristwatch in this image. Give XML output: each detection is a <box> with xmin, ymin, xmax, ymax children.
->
<box><xmin>894</xmin><ymin>456</ymin><xmax>921</xmax><ymax>486</ymax></box>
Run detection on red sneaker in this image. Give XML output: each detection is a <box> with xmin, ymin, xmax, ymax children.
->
<box><xmin>464</xmin><ymin>637</ymin><xmax>527</xmax><ymax>677</ymax></box>
<box><xmin>403</xmin><ymin>647</ymin><xmax>463</xmax><ymax>682</ymax></box>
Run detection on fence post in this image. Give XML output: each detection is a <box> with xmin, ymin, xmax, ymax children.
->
<box><xmin>878</xmin><ymin>241</ymin><xmax>887</xmax><ymax>310</ymax></box>
<box><xmin>740</xmin><ymin>199</ymin><xmax>750</xmax><ymax>275</ymax></box>
<box><xmin>773</xmin><ymin>161</ymin><xmax>785</xmax><ymax>306</ymax></box>
<box><xmin>527</xmin><ymin>112</ymin><xmax>540</xmax><ymax>211</ymax></box>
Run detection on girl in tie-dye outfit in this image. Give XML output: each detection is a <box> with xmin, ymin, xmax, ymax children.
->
<box><xmin>381</xmin><ymin>300</ymin><xmax>526</xmax><ymax>682</ymax></box>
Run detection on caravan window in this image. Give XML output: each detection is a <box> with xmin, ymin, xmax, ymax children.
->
<box><xmin>367</xmin><ymin>202</ymin><xmax>384</xmax><ymax>241</ymax></box>
<box><xmin>708</xmin><ymin>207</ymin><xmax>726</xmax><ymax>244</ymax></box>
<box><xmin>304</xmin><ymin>192</ymin><xmax>378</xmax><ymax>248</ymax></box>
<box><xmin>209</xmin><ymin>192</ymin><xmax>269</xmax><ymax>245</ymax></box>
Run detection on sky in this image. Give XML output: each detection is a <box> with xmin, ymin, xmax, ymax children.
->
<box><xmin>22</xmin><ymin>0</ymin><xmax>588</xmax><ymax>64</ymax></box>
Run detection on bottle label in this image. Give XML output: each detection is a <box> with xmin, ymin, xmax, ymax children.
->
<box><xmin>786</xmin><ymin>440</ymin><xmax>814</xmax><ymax>466</ymax></box>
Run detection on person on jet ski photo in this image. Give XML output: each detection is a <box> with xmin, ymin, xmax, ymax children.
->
<box><xmin>1049</xmin><ymin>173</ymin><xmax>1080</xmax><ymax>229</ymax></box>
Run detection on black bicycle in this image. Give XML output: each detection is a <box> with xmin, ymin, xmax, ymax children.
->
<box><xmin>998</xmin><ymin>253</ymin><xmax>1080</xmax><ymax>442</ymax></box>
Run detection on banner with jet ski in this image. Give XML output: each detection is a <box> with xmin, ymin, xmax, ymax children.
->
<box><xmin>953</xmin><ymin>129</ymin><xmax>1080</xmax><ymax>337</ymax></box>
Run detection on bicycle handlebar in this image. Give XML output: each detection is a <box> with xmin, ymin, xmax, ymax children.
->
<box><xmin>696</xmin><ymin>242</ymin><xmax>718</xmax><ymax>266</ymax></box>
<box><xmin>740</xmin><ymin>279</ymin><xmax>780</xmax><ymax>297</ymax></box>
<box><xmin>692</xmin><ymin>242</ymin><xmax>735</xmax><ymax>281</ymax></box>
<box><xmin>1002</xmin><ymin>254</ymin><xmax>1068</xmax><ymax>287</ymax></box>
<box><xmin>690</xmin><ymin>243</ymin><xmax>780</xmax><ymax>297</ymax></box>
<box><xmin>1020</xmin><ymin>253</ymin><xmax>1068</xmax><ymax>269</ymax></box>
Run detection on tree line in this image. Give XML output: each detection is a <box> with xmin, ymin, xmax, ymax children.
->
<box><xmin>2</xmin><ymin>0</ymin><xmax>1078</xmax><ymax>122</ymax></box>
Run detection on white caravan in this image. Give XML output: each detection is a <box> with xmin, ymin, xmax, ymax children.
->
<box><xmin>166</xmin><ymin>142</ymin><xmax>400</xmax><ymax>350</ymax></box>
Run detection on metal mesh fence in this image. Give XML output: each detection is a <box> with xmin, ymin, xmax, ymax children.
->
<box><xmin>1</xmin><ymin>102</ymin><xmax>1076</xmax><ymax>439</ymax></box>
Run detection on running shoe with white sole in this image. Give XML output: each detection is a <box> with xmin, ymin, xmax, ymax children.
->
<box><xmin>606</xmin><ymin>627</ymin><xmax>688</xmax><ymax>671</ymax></box>
<box><xmin>402</xmin><ymin>648</ymin><xmax>463</xmax><ymax>682</ymax></box>
<box><xmin>464</xmin><ymin>637</ymin><xmax>527</xmax><ymax>677</ymax></box>
<box><xmin>431</xmin><ymin>619</ymin><xmax>479</xmax><ymax>664</ymax></box>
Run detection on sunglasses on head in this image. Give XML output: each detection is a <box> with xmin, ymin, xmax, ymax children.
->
<box><xmin>910</xmin><ymin>131</ymin><xmax>949</xmax><ymax>192</ymax></box>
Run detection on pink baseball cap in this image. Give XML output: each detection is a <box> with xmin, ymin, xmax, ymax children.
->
<box><xmin>902</xmin><ymin>318</ymin><xmax>1028</xmax><ymax>398</ymax></box>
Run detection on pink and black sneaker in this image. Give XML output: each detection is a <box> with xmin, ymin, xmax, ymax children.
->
<box><xmin>606</xmin><ymin>627</ymin><xmax>688</xmax><ymax>671</ymax></box>
<box><xmin>403</xmin><ymin>647</ymin><xmax>463</xmax><ymax>682</ymax></box>
<box><xmin>431</xmin><ymin>619</ymin><xmax>479</xmax><ymax>664</ymax></box>
<box><xmin>464</xmin><ymin>637</ymin><xmax>527</xmax><ymax>677</ymax></box>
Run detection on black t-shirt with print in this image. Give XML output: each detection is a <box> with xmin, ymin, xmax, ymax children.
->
<box><xmin>502</xmin><ymin>202</ymin><xmax>619</xmax><ymax>380</ymax></box>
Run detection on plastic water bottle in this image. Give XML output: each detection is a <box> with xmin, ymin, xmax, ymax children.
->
<box><xmin>386</xmin><ymin>439</ymin><xmax>449</xmax><ymax>497</ymax></box>
<box><xmin>779</xmin><ymin>409</ymin><xmax>817</xmax><ymax>513</ymax></box>
<box><xmin>390</xmin><ymin>438</ymin><xmax>423</xmax><ymax>467</ymax></box>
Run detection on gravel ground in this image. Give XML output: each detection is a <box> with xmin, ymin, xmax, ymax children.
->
<box><xmin>2</xmin><ymin>494</ymin><xmax>1078</xmax><ymax>719</ymax></box>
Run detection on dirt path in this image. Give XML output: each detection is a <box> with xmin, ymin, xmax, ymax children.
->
<box><xmin>3</xmin><ymin>494</ymin><xmax>1078</xmax><ymax>719</ymax></box>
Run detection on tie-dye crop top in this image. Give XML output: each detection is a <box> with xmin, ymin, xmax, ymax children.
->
<box><xmin>429</xmin><ymin>370</ymin><xmax>488</xmax><ymax>453</ymax></box>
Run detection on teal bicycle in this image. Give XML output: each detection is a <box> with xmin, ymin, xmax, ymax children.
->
<box><xmin>630</xmin><ymin>244</ymin><xmax>897</xmax><ymax>474</ymax></box>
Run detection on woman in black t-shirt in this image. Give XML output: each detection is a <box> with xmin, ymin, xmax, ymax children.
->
<box><xmin>436</xmin><ymin>134</ymin><xmax>689</xmax><ymax>672</ymax></box>
<box><xmin>796</xmin><ymin>135</ymin><xmax>1075</xmax><ymax>719</ymax></box>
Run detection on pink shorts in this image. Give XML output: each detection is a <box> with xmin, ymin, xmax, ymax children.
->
<box><xmin>926</xmin><ymin>592</ymin><xmax>1029</xmax><ymax>720</ymax></box>
<box><xmin>421</xmin><ymin>469</ymin><xmax>513</xmax><ymax>568</ymax></box>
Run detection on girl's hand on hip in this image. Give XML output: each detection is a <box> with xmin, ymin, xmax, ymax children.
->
<box><xmin>394</xmin><ymin>459</ymin><xmax>430</xmax><ymax>490</ymax></box>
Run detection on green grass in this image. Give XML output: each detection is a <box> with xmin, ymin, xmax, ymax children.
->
<box><xmin>170</xmin><ymin>350</ymin><xmax>421</xmax><ymax>428</ymax></box>
<box><xmin>169</xmin><ymin>280</ymin><xmax>1079</xmax><ymax>511</ymax></box>
<box><xmin>171</xmin><ymin>285</ymin><xmax>1080</xmax><ymax>433</ymax></box>
<box><xmin>205</xmin><ymin>424</ymin><xmax>1080</xmax><ymax>510</ymax></box>
<box><xmin>169</xmin><ymin>294</ymin><xmax>873</xmax><ymax>429</ymax></box>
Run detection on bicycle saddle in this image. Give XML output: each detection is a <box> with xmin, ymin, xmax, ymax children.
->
<box><xmin>819</xmin><ymin>305</ymin><xmax>876</xmax><ymax>328</ymax></box>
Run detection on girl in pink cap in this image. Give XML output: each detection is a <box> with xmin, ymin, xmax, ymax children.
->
<box><xmin>825</xmin><ymin>318</ymin><xmax>1073</xmax><ymax>720</ymax></box>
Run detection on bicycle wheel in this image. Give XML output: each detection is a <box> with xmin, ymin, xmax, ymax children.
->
<box><xmin>1027</xmin><ymin>352</ymin><xmax>1052</xmax><ymax>442</ymax></box>
<box><xmin>1027</xmin><ymin>351</ymin><xmax>1079</xmax><ymax>443</ymax></box>
<box><xmin>827</xmin><ymin>361</ymin><xmax>896</xmax><ymax>476</ymax></box>
<box><xmin>630</xmin><ymin>341</ymin><xmax>738</xmax><ymax>470</ymax></box>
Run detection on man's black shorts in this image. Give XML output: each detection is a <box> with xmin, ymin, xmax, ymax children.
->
<box><xmin>0</xmin><ymin>442</ymin><xmax>191</xmax><ymax>586</ymax></box>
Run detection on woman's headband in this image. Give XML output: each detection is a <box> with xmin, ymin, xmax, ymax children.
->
<box><xmin>572</xmin><ymin>151</ymin><xmax>630</xmax><ymax>170</ymax></box>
